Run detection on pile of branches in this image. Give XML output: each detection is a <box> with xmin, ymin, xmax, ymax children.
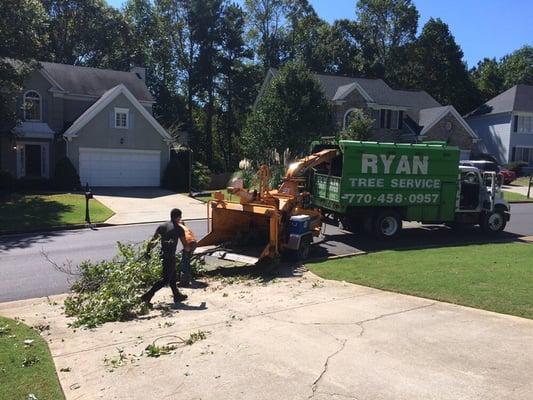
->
<box><xmin>60</xmin><ymin>241</ymin><xmax>205</xmax><ymax>328</ymax></box>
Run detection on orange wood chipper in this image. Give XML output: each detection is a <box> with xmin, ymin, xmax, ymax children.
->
<box><xmin>196</xmin><ymin>149</ymin><xmax>338</xmax><ymax>264</ymax></box>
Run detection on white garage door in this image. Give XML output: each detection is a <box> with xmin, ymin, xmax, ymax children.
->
<box><xmin>79</xmin><ymin>147</ymin><xmax>161</xmax><ymax>187</ymax></box>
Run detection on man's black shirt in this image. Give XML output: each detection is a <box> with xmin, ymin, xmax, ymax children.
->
<box><xmin>156</xmin><ymin>221</ymin><xmax>185</xmax><ymax>256</ymax></box>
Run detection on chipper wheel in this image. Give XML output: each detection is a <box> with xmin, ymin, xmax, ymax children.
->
<box><xmin>373</xmin><ymin>210</ymin><xmax>402</xmax><ymax>239</ymax></box>
<box><xmin>290</xmin><ymin>234</ymin><xmax>312</xmax><ymax>262</ymax></box>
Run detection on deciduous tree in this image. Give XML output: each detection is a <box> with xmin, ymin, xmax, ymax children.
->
<box><xmin>242</xmin><ymin>62</ymin><xmax>333</xmax><ymax>164</ymax></box>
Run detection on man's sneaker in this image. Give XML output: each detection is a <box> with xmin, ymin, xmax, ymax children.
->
<box><xmin>174</xmin><ymin>293</ymin><xmax>188</xmax><ymax>302</ymax></box>
<box><xmin>178</xmin><ymin>281</ymin><xmax>191</xmax><ymax>288</ymax></box>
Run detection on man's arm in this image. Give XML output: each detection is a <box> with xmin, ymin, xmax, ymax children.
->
<box><xmin>145</xmin><ymin>228</ymin><xmax>161</xmax><ymax>256</ymax></box>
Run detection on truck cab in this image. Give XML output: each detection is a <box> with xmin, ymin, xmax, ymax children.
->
<box><xmin>455</xmin><ymin>166</ymin><xmax>510</xmax><ymax>232</ymax></box>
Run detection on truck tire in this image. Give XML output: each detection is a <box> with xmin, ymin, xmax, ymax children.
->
<box><xmin>480</xmin><ymin>210</ymin><xmax>506</xmax><ymax>233</ymax></box>
<box><xmin>373</xmin><ymin>210</ymin><xmax>402</xmax><ymax>239</ymax></box>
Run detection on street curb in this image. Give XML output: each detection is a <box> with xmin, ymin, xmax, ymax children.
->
<box><xmin>0</xmin><ymin>217</ymin><xmax>208</xmax><ymax>238</ymax></box>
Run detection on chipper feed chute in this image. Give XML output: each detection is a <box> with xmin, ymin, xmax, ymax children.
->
<box><xmin>197</xmin><ymin>201</ymin><xmax>281</xmax><ymax>265</ymax></box>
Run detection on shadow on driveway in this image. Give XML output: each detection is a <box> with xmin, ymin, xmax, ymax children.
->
<box><xmin>92</xmin><ymin>187</ymin><xmax>177</xmax><ymax>199</ymax></box>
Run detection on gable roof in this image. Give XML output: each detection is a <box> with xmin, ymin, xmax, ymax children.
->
<box><xmin>419</xmin><ymin>105</ymin><xmax>478</xmax><ymax>139</ymax></box>
<box><xmin>466</xmin><ymin>84</ymin><xmax>533</xmax><ymax>117</ymax></box>
<box><xmin>39</xmin><ymin>62</ymin><xmax>154</xmax><ymax>102</ymax></box>
<box><xmin>64</xmin><ymin>84</ymin><xmax>170</xmax><ymax>140</ymax></box>
<box><xmin>258</xmin><ymin>68</ymin><xmax>441</xmax><ymax>110</ymax></box>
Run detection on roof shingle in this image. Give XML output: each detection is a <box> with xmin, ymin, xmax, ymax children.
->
<box><xmin>40</xmin><ymin>62</ymin><xmax>153</xmax><ymax>102</ymax></box>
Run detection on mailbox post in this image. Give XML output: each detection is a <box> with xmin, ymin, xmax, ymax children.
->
<box><xmin>85</xmin><ymin>183</ymin><xmax>93</xmax><ymax>225</ymax></box>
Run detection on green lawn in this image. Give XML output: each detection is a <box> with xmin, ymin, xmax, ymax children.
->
<box><xmin>0</xmin><ymin>193</ymin><xmax>114</xmax><ymax>233</ymax></box>
<box><xmin>503</xmin><ymin>190</ymin><xmax>533</xmax><ymax>202</ymax></box>
<box><xmin>308</xmin><ymin>242</ymin><xmax>533</xmax><ymax>319</ymax></box>
<box><xmin>510</xmin><ymin>176</ymin><xmax>532</xmax><ymax>187</ymax></box>
<box><xmin>0</xmin><ymin>316</ymin><xmax>65</xmax><ymax>399</ymax></box>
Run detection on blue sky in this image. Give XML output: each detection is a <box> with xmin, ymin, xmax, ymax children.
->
<box><xmin>107</xmin><ymin>0</ymin><xmax>533</xmax><ymax>68</ymax></box>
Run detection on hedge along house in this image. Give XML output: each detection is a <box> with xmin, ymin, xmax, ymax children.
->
<box><xmin>465</xmin><ymin>84</ymin><xmax>533</xmax><ymax>172</ymax></box>
<box><xmin>255</xmin><ymin>68</ymin><xmax>478</xmax><ymax>159</ymax></box>
<box><xmin>0</xmin><ymin>62</ymin><xmax>177</xmax><ymax>187</ymax></box>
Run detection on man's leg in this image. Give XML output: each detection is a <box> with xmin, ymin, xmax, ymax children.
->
<box><xmin>141</xmin><ymin>256</ymin><xmax>170</xmax><ymax>303</ymax></box>
<box><xmin>141</xmin><ymin>277</ymin><xmax>166</xmax><ymax>304</ymax></box>
<box><xmin>165</xmin><ymin>256</ymin><xmax>187</xmax><ymax>303</ymax></box>
<box><xmin>179</xmin><ymin>251</ymin><xmax>192</xmax><ymax>286</ymax></box>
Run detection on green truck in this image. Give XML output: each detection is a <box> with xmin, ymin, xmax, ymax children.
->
<box><xmin>311</xmin><ymin>140</ymin><xmax>510</xmax><ymax>238</ymax></box>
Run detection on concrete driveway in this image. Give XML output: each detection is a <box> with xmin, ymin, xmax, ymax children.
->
<box><xmin>2</xmin><ymin>271</ymin><xmax>532</xmax><ymax>400</ymax></box>
<box><xmin>93</xmin><ymin>188</ymin><xmax>207</xmax><ymax>224</ymax></box>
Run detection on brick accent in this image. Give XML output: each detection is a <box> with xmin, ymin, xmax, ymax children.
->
<box><xmin>421</xmin><ymin>112</ymin><xmax>475</xmax><ymax>150</ymax></box>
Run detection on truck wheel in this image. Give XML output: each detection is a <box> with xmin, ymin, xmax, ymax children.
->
<box><xmin>480</xmin><ymin>210</ymin><xmax>506</xmax><ymax>233</ymax></box>
<box><xmin>373</xmin><ymin>211</ymin><xmax>402</xmax><ymax>239</ymax></box>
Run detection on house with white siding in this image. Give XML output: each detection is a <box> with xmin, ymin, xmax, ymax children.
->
<box><xmin>466</xmin><ymin>84</ymin><xmax>533</xmax><ymax>171</ymax></box>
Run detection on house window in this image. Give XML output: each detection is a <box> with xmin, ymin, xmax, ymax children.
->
<box><xmin>23</xmin><ymin>91</ymin><xmax>41</xmax><ymax>121</ymax></box>
<box><xmin>380</xmin><ymin>109</ymin><xmax>386</xmax><ymax>128</ymax></box>
<box><xmin>385</xmin><ymin>110</ymin><xmax>392</xmax><ymax>129</ymax></box>
<box><xmin>515</xmin><ymin>115</ymin><xmax>533</xmax><ymax>133</ymax></box>
<box><xmin>398</xmin><ymin>111</ymin><xmax>404</xmax><ymax>129</ymax></box>
<box><xmin>512</xmin><ymin>147</ymin><xmax>533</xmax><ymax>164</ymax></box>
<box><xmin>114</xmin><ymin>108</ymin><xmax>129</xmax><ymax>128</ymax></box>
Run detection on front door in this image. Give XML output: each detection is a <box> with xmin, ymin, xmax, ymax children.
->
<box><xmin>25</xmin><ymin>144</ymin><xmax>42</xmax><ymax>177</ymax></box>
<box><xmin>16</xmin><ymin>142</ymin><xmax>49</xmax><ymax>178</ymax></box>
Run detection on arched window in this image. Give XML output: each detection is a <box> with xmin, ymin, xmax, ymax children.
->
<box><xmin>343</xmin><ymin>108</ymin><xmax>363</xmax><ymax>129</ymax></box>
<box><xmin>24</xmin><ymin>90</ymin><xmax>41</xmax><ymax>121</ymax></box>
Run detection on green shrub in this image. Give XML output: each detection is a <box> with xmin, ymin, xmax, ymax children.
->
<box><xmin>505</xmin><ymin>161</ymin><xmax>528</xmax><ymax>176</ymax></box>
<box><xmin>0</xmin><ymin>170</ymin><xmax>15</xmax><ymax>191</ymax></box>
<box><xmin>162</xmin><ymin>158</ymin><xmax>188</xmax><ymax>191</ymax></box>
<box><xmin>192</xmin><ymin>161</ymin><xmax>211</xmax><ymax>190</ymax></box>
<box><xmin>53</xmin><ymin>157</ymin><xmax>81</xmax><ymax>190</ymax></box>
<box><xmin>64</xmin><ymin>241</ymin><xmax>205</xmax><ymax>328</ymax></box>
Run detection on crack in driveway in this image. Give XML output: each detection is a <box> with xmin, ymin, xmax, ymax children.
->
<box><xmin>308</xmin><ymin>337</ymin><xmax>348</xmax><ymax>399</ymax></box>
<box><xmin>355</xmin><ymin>302</ymin><xmax>436</xmax><ymax>337</ymax></box>
<box><xmin>264</xmin><ymin>302</ymin><xmax>436</xmax><ymax>333</ymax></box>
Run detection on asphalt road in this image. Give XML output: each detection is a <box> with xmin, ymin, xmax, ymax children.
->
<box><xmin>1</xmin><ymin>203</ymin><xmax>532</xmax><ymax>303</ymax></box>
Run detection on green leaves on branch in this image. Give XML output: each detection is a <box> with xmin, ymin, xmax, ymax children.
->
<box><xmin>338</xmin><ymin>109</ymin><xmax>374</xmax><ymax>141</ymax></box>
<box><xmin>64</xmin><ymin>241</ymin><xmax>206</xmax><ymax>328</ymax></box>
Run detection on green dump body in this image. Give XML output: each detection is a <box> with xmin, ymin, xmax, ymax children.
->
<box><xmin>312</xmin><ymin>141</ymin><xmax>461</xmax><ymax>223</ymax></box>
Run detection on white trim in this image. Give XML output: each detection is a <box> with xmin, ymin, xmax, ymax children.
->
<box><xmin>368</xmin><ymin>104</ymin><xmax>408</xmax><ymax>111</ymax></box>
<box><xmin>38</xmin><ymin>68</ymin><xmax>66</xmax><ymax>92</ymax></box>
<box><xmin>114</xmin><ymin>107</ymin><xmax>129</xmax><ymax>129</ymax></box>
<box><xmin>343</xmin><ymin>107</ymin><xmax>363</xmax><ymax>129</ymax></box>
<box><xmin>15</xmin><ymin>141</ymin><xmax>49</xmax><ymax>179</ymax></box>
<box><xmin>61</xmin><ymin>92</ymin><xmax>155</xmax><ymax>106</ymax></box>
<box><xmin>420</xmin><ymin>106</ymin><xmax>478</xmax><ymax>139</ymax></box>
<box><xmin>79</xmin><ymin>147</ymin><xmax>161</xmax><ymax>155</ymax></box>
<box><xmin>342</xmin><ymin>82</ymin><xmax>373</xmax><ymax>102</ymax></box>
<box><xmin>64</xmin><ymin>84</ymin><xmax>171</xmax><ymax>140</ymax></box>
<box><xmin>23</xmin><ymin>90</ymin><xmax>42</xmax><ymax>122</ymax></box>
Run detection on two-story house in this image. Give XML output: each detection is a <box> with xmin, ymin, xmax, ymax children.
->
<box><xmin>0</xmin><ymin>61</ymin><xmax>178</xmax><ymax>187</ymax></box>
<box><xmin>466</xmin><ymin>84</ymin><xmax>533</xmax><ymax>171</ymax></box>
<box><xmin>255</xmin><ymin>68</ymin><xmax>478</xmax><ymax>159</ymax></box>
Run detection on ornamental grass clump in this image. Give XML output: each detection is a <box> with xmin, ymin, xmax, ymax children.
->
<box><xmin>64</xmin><ymin>241</ymin><xmax>205</xmax><ymax>328</ymax></box>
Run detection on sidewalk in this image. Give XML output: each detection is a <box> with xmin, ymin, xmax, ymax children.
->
<box><xmin>1</xmin><ymin>272</ymin><xmax>532</xmax><ymax>400</ymax></box>
<box><xmin>503</xmin><ymin>184</ymin><xmax>531</xmax><ymax>196</ymax></box>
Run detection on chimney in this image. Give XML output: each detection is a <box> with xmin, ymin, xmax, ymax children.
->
<box><xmin>131</xmin><ymin>66</ymin><xmax>146</xmax><ymax>81</ymax></box>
